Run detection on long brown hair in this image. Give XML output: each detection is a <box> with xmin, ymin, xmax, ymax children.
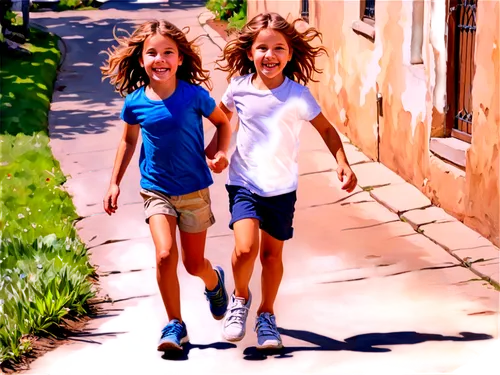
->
<box><xmin>217</xmin><ymin>13</ymin><xmax>327</xmax><ymax>85</ymax></box>
<box><xmin>101</xmin><ymin>20</ymin><xmax>211</xmax><ymax>96</ymax></box>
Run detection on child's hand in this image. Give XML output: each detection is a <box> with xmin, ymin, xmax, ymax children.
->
<box><xmin>207</xmin><ymin>151</ymin><xmax>229</xmax><ymax>174</ymax></box>
<box><xmin>103</xmin><ymin>184</ymin><xmax>120</xmax><ymax>215</ymax></box>
<box><xmin>336</xmin><ymin>164</ymin><xmax>358</xmax><ymax>193</ymax></box>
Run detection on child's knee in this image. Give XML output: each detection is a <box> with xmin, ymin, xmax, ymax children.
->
<box><xmin>234</xmin><ymin>242</ymin><xmax>258</xmax><ymax>261</ymax></box>
<box><xmin>156</xmin><ymin>247</ymin><xmax>176</xmax><ymax>267</ymax></box>
<box><xmin>183</xmin><ymin>258</ymin><xmax>205</xmax><ymax>276</ymax></box>
<box><xmin>260</xmin><ymin>249</ymin><xmax>282</xmax><ymax>265</ymax></box>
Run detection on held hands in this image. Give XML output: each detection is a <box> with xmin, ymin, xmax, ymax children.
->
<box><xmin>207</xmin><ymin>151</ymin><xmax>229</xmax><ymax>174</ymax></box>
<box><xmin>103</xmin><ymin>184</ymin><xmax>120</xmax><ymax>215</ymax></box>
<box><xmin>336</xmin><ymin>164</ymin><xmax>358</xmax><ymax>193</ymax></box>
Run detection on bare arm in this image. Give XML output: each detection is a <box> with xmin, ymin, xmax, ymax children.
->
<box><xmin>104</xmin><ymin>122</ymin><xmax>140</xmax><ymax>214</ymax></box>
<box><xmin>110</xmin><ymin>122</ymin><xmax>140</xmax><ymax>185</ymax></box>
<box><xmin>206</xmin><ymin>104</ymin><xmax>232</xmax><ymax>156</ymax></box>
<box><xmin>310</xmin><ymin>112</ymin><xmax>349</xmax><ymax>166</ymax></box>
<box><xmin>205</xmin><ymin>102</ymin><xmax>233</xmax><ymax>159</ymax></box>
<box><xmin>310</xmin><ymin>112</ymin><xmax>358</xmax><ymax>192</ymax></box>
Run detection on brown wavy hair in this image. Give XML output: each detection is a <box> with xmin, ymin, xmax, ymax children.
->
<box><xmin>101</xmin><ymin>20</ymin><xmax>211</xmax><ymax>96</ymax></box>
<box><xmin>217</xmin><ymin>13</ymin><xmax>327</xmax><ymax>85</ymax></box>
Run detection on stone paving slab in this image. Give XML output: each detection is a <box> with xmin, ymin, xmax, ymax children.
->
<box><xmin>351</xmin><ymin>162</ymin><xmax>406</xmax><ymax>189</ymax></box>
<box><xmin>75</xmin><ymin>202</ymin><xmax>149</xmax><ymax>245</ymax></box>
<box><xmin>420</xmin><ymin>221</ymin><xmax>495</xmax><ymax>251</ymax></box>
<box><xmin>337</xmin><ymin>191</ymin><xmax>376</xmax><ymax>206</ymax></box>
<box><xmin>401</xmin><ymin>206</ymin><xmax>457</xmax><ymax>230</ymax></box>
<box><xmin>298</xmin><ymin>149</ymin><xmax>336</xmax><ymax>176</ymax></box>
<box><xmin>342</xmin><ymin>142</ymin><xmax>372</xmax><ymax>165</ymax></box>
<box><xmin>419</xmin><ymin>221</ymin><xmax>499</xmax><ymax>285</ymax></box>
<box><xmin>470</xmin><ymin>261</ymin><xmax>500</xmax><ymax>285</ymax></box>
<box><xmin>345</xmin><ymin>156</ymin><xmax>499</xmax><ymax>287</ymax></box>
<box><xmin>453</xmin><ymin>246</ymin><xmax>500</xmax><ymax>264</ymax></box>
<box><xmin>96</xmin><ymin>268</ymin><xmax>159</xmax><ymax>301</ymax></box>
<box><xmin>89</xmin><ymin>236</ymin><xmax>155</xmax><ymax>273</ymax></box>
<box><xmin>370</xmin><ymin>183</ymin><xmax>432</xmax><ymax>214</ymax></box>
<box><xmin>296</xmin><ymin>171</ymin><xmax>363</xmax><ymax>210</ymax></box>
<box><xmin>65</xmin><ymin>166</ymin><xmax>143</xmax><ymax>218</ymax></box>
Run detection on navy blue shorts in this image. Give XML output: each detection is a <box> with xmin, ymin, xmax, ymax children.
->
<box><xmin>226</xmin><ymin>185</ymin><xmax>297</xmax><ymax>241</ymax></box>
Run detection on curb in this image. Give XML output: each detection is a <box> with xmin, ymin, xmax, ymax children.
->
<box><xmin>56</xmin><ymin>37</ymin><xmax>68</xmax><ymax>69</ymax></box>
<box><xmin>30</xmin><ymin>21</ymin><xmax>67</xmax><ymax>69</ymax></box>
<box><xmin>198</xmin><ymin>11</ymin><xmax>226</xmax><ymax>51</ymax></box>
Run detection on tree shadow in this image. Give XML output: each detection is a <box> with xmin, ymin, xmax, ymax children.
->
<box><xmin>242</xmin><ymin>328</ymin><xmax>494</xmax><ymax>360</ymax></box>
<box><xmin>25</xmin><ymin>1</ymin><xmax>214</xmax><ymax>140</ymax></box>
<box><xmin>161</xmin><ymin>341</ymin><xmax>237</xmax><ymax>361</ymax></box>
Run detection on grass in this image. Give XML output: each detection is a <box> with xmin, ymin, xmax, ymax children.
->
<box><xmin>0</xmin><ymin>27</ymin><xmax>96</xmax><ymax>366</ymax></box>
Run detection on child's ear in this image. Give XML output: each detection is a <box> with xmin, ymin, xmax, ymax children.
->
<box><xmin>247</xmin><ymin>50</ymin><xmax>253</xmax><ymax>61</ymax></box>
<box><xmin>178</xmin><ymin>54</ymin><xmax>183</xmax><ymax>66</ymax></box>
<box><xmin>139</xmin><ymin>57</ymin><xmax>144</xmax><ymax>68</ymax></box>
<box><xmin>288</xmin><ymin>49</ymin><xmax>293</xmax><ymax>62</ymax></box>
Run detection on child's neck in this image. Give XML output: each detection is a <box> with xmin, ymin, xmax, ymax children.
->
<box><xmin>146</xmin><ymin>79</ymin><xmax>178</xmax><ymax>100</ymax></box>
<box><xmin>252</xmin><ymin>72</ymin><xmax>286</xmax><ymax>90</ymax></box>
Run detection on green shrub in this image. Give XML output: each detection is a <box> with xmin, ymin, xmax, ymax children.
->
<box><xmin>227</xmin><ymin>0</ymin><xmax>247</xmax><ymax>31</ymax></box>
<box><xmin>57</xmin><ymin>0</ymin><xmax>97</xmax><ymax>11</ymax></box>
<box><xmin>29</xmin><ymin>0</ymin><xmax>99</xmax><ymax>11</ymax></box>
<box><xmin>0</xmin><ymin>27</ymin><xmax>96</xmax><ymax>366</ymax></box>
<box><xmin>206</xmin><ymin>0</ymin><xmax>247</xmax><ymax>28</ymax></box>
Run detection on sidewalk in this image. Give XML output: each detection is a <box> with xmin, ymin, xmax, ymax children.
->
<box><xmin>22</xmin><ymin>3</ymin><xmax>500</xmax><ymax>375</ymax></box>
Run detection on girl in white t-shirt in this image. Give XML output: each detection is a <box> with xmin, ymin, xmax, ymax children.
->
<box><xmin>206</xmin><ymin>12</ymin><xmax>358</xmax><ymax>350</ymax></box>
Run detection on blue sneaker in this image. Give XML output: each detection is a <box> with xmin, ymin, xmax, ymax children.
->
<box><xmin>204</xmin><ymin>266</ymin><xmax>228</xmax><ymax>320</ymax></box>
<box><xmin>157</xmin><ymin>319</ymin><xmax>189</xmax><ymax>351</ymax></box>
<box><xmin>255</xmin><ymin>312</ymin><xmax>283</xmax><ymax>349</ymax></box>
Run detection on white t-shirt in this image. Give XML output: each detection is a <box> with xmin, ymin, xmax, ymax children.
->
<box><xmin>222</xmin><ymin>74</ymin><xmax>321</xmax><ymax>197</ymax></box>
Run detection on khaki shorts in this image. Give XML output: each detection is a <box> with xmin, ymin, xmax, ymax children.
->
<box><xmin>140</xmin><ymin>188</ymin><xmax>215</xmax><ymax>233</ymax></box>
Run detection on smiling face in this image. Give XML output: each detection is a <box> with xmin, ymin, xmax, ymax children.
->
<box><xmin>140</xmin><ymin>33</ymin><xmax>183</xmax><ymax>87</ymax></box>
<box><xmin>248</xmin><ymin>28</ymin><xmax>292</xmax><ymax>88</ymax></box>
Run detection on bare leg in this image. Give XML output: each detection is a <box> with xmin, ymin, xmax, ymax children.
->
<box><xmin>180</xmin><ymin>229</ymin><xmax>218</xmax><ymax>290</ymax></box>
<box><xmin>232</xmin><ymin>218</ymin><xmax>260</xmax><ymax>301</ymax></box>
<box><xmin>257</xmin><ymin>230</ymin><xmax>285</xmax><ymax>316</ymax></box>
<box><xmin>149</xmin><ymin>214</ymin><xmax>181</xmax><ymax>322</ymax></box>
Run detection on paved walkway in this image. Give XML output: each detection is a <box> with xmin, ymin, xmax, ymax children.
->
<box><xmin>24</xmin><ymin>2</ymin><xmax>499</xmax><ymax>374</ymax></box>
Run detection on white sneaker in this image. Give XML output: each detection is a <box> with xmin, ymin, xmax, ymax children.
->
<box><xmin>221</xmin><ymin>292</ymin><xmax>252</xmax><ymax>342</ymax></box>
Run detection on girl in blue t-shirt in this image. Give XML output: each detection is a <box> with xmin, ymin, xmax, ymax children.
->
<box><xmin>101</xmin><ymin>20</ymin><xmax>231</xmax><ymax>352</ymax></box>
<box><xmin>206</xmin><ymin>12</ymin><xmax>358</xmax><ymax>350</ymax></box>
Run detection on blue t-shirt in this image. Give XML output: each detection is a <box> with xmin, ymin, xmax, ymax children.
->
<box><xmin>120</xmin><ymin>80</ymin><xmax>216</xmax><ymax>196</ymax></box>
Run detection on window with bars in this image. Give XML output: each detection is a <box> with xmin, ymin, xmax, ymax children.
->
<box><xmin>301</xmin><ymin>0</ymin><xmax>309</xmax><ymax>22</ymax></box>
<box><xmin>364</xmin><ymin>0</ymin><xmax>376</xmax><ymax>20</ymax></box>
<box><xmin>446</xmin><ymin>0</ymin><xmax>477</xmax><ymax>142</ymax></box>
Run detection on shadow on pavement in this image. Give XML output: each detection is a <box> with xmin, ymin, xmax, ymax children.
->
<box><xmin>67</xmin><ymin>330</ymin><xmax>128</xmax><ymax>344</ymax></box>
<box><xmin>242</xmin><ymin>328</ymin><xmax>494</xmax><ymax>360</ymax></box>
<box><xmin>162</xmin><ymin>341</ymin><xmax>237</xmax><ymax>361</ymax></box>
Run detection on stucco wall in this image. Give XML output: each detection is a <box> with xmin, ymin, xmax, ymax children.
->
<box><xmin>464</xmin><ymin>1</ymin><xmax>499</xmax><ymax>244</ymax></box>
<box><xmin>247</xmin><ymin>0</ymin><xmax>499</xmax><ymax>245</ymax></box>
